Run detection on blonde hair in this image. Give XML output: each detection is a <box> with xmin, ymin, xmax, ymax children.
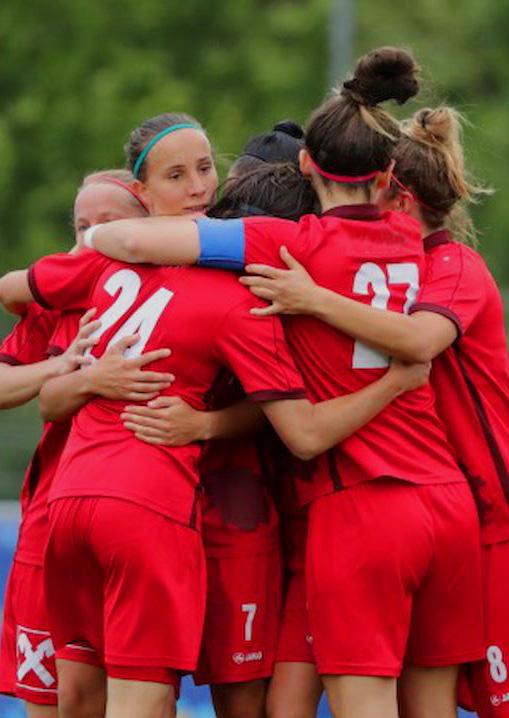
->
<box><xmin>394</xmin><ymin>107</ymin><xmax>491</xmax><ymax>245</ymax></box>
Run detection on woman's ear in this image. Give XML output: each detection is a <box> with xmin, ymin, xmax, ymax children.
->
<box><xmin>376</xmin><ymin>159</ymin><xmax>396</xmax><ymax>191</ymax></box>
<box><xmin>299</xmin><ymin>149</ymin><xmax>312</xmax><ymax>179</ymax></box>
<box><xmin>133</xmin><ymin>179</ymin><xmax>153</xmax><ymax>214</ymax></box>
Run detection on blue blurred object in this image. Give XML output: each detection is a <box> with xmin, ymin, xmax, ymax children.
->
<box><xmin>0</xmin><ymin>504</ymin><xmax>478</xmax><ymax>717</ymax></box>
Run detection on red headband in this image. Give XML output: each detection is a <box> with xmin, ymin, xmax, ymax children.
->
<box><xmin>390</xmin><ymin>174</ymin><xmax>437</xmax><ymax>213</ymax></box>
<box><xmin>308</xmin><ymin>156</ymin><xmax>380</xmax><ymax>184</ymax></box>
<box><xmin>101</xmin><ymin>177</ymin><xmax>149</xmax><ymax>212</ymax></box>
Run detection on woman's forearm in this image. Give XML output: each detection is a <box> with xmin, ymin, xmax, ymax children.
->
<box><xmin>39</xmin><ymin>370</ymin><xmax>94</xmax><ymax>422</ymax></box>
<box><xmin>309</xmin><ymin>286</ymin><xmax>453</xmax><ymax>363</ymax></box>
<box><xmin>89</xmin><ymin>217</ymin><xmax>201</xmax><ymax>265</ymax></box>
<box><xmin>0</xmin><ymin>358</ymin><xmax>73</xmax><ymax>410</ymax></box>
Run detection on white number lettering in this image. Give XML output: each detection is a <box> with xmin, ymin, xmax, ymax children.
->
<box><xmin>106</xmin><ymin>288</ymin><xmax>174</xmax><ymax>358</ymax></box>
<box><xmin>85</xmin><ymin>270</ymin><xmax>173</xmax><ymax>359</ymax></box>
<box><xmin>241</xmin><ymin>603</ymin><xmax>257</xmax><ymax>642</ymax></box>
<box><xmin>352</xmin><ymin>261</ymin><xmax>420</xmax><ymax>369</ymax></box>
<box><xmin>487</xmin><ymin>645</ymin><xmax>508</xmax><ymax>684</ymax></box>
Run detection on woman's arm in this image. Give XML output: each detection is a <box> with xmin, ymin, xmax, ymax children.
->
<box><xmin>121</xmin><ymin>397</ymin><xmax>265</xmax><ymax>446</ymax></box>
<box><xmin>0</xmin><ymin>309</ymin><xmax>100</xmax><ymax>409</ymax></box>
<box><xmin>39</xmin><ymin>335</ymin><xmax>174</xmax><ymax>422</ymax></box>
<box><xmin>0</xmin><ymin>270</ymin><xmax>33</xmax><ymax>314</ymax></box>
<box><xmin>240</xmin><ymin>247</ymin><xmax>457</xmax><ymax>363</ymax></box>
<box><xmin>261</xmin><ymin>359</ymin><xmax>430</xmax><ymax>460</ymax></box>
<box><xmin>86</xmin><ymin>217</ymin><xmax>201</xmax><ymax>265</ymax></box>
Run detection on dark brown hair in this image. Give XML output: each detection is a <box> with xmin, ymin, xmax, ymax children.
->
<box><xmin>209</xmin><ymin>163</ymin><xmax>317</xmax><ymax>221</ymax></box>
<box><xmin>124</xmin><ymin>112</ymin><xmax>205</xmax><ymax>182</ymax></box>
<box><xmin>305</xmin><ymin>47</ymin><xmax>420</xmax><ymax>189</ymax></box>
<box><xmin>393</xmin><ymin>107</ymin><xmax>491</xmax><ymax>244</ymax></box>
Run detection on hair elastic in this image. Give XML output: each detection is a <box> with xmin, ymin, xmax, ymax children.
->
<box><xmin>133</xmin><ymin>123</ymin><xmax>201</xmax><ymax>178</ymax></box>
<box><xmin>102</xmin><ymin>177</ymin><xmax>149</xmax><ymax>212</ymax></box>
<box><xmin>308</xmin><ymin>156</ymin><xmax>380</xmax><ymax>184</ymax></box>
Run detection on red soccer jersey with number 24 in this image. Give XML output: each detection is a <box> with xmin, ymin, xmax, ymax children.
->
<box><xmin>28</xmin><ymin>250</ymin><xmax>306</xmax><ymax>528</ymax></box>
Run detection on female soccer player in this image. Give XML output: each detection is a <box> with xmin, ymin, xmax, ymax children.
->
<box><xmin>239</xmin><ymin>106</ymin><xmax>508</xmax><ymax>718</ymax></box>
<box><xmin>81</xmin><ymin>47</ymin><xmax>485</xmax><ymax>718</ymax></box>
<box><xmin>0</xmin><ymin>169</ymin><xmax>168</xmax><ymax>718</ymax></box>
<box><xmin>228</xmin><ymin>120</ymin><xmax>306</xmax><ymax>179</ymax></box>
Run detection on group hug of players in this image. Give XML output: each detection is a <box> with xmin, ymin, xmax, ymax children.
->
<box><xmin>0</xmin><ymin>44</ymin><xmax>507</xmax><ymax>718</ymax></box>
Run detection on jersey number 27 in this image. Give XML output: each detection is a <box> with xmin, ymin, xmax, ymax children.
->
<box><xmin>352</xmin><ymin>261</ymin><xmax>419</xmax><ymax>369</ymax></box>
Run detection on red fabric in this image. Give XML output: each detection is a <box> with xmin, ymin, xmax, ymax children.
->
<box><xmin>410</xmin><ymin>233</ymin><xmax>509</xmax><ymax>545</ymax></box>
<box><xmin>0</xmin><ymin>561</ymin><xmax>58</xmax><ymax>705</ymax></box>
<box><xmin>276</xmin><ymin>571</ymin><xmax>315</xmax><ymax>664</ymax></box>
<box><xmin>462</xmin><ymin>541</ymin><xmax>509</xmax><ymax>718</ymax></box>
<box><xmin>242</xmin><ymin>209</ymin><xmax>464</xmax><ymax>504</ymax></box>
<box><xmin>194</xmin><ymin>549</ymin><xmax>282</xmax><ymax>685</ymax></box>
<box><xmin>28</xmin><ymin>251</ymin><xmax>305</xmax><ymax>526</ymax></box>
<box><xmin>0</xmin><ymin>302</ymin><xmax>60</xmax><ymax>366</ymax></box>
<box><xmin>306</xmin><ymin>481</ymin><xmax>483</xmax><ymax>676</ymax></box>
<box><xmin>45</xmin><ymin>497</ymin><xmax>206</xmax><ymax>673</ymax></box>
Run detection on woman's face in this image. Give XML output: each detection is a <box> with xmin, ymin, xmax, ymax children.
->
<box><xmin>137</xmin><ymin>128</ymin><xmax>218</xmax><ymax>216</ymax></box>
<box><xmin>74</xmin><ymin>182</ymin><xmax>147</xmax><ymax>246</ymax></box>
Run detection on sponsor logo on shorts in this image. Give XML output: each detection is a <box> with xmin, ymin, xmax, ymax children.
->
<box><xmin>232</xmin><ymin>651</ymin><xmax>263</xmax><ymax>665</ymax></box>
<box><xmin>490</xmin><ymin>692</ymin><xmax>509</xmax><ymax>707</ymax></box>
<box><xmin>16</xmin><ymin>626</ymin><xmax>56</xmax><ymax>691</ymax></box>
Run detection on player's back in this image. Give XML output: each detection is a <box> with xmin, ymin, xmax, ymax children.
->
<box><xmin>258</xmin><ymin>210</ymin><xmax>464</xmax><ymax>500</ymax></box>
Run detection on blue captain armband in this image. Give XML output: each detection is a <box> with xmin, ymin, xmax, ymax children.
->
<box><xmin>196</xmin><ymin>218</ymin><xmax>246</xmax><ymax>270</ymax></box>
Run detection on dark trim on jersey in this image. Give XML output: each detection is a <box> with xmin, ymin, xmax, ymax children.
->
<box><xmin>248</xmin><ymin>388</ymin><xmax>307</xmax><ymax>402</ymax></box>
<box><xmin>455</xmin><ymin>346</ymin><xmax>509</xmax><ymax>507</ymax></box>
<box><xmin>409</xmin><ymin>302</ymin><xmax>463</xmax><ymax>336</ymax></box>
<box><xmin>27</xmin><ymin>447</ymin><xmax>41</xmax><ymax>500</ymax></box>
<box><xmin>27</xmin><ymin>265</ymin><xmax>52</xmax><ymax>310</ymax></box>
<box><xmin>321</xmin><ymin>204</ymin><xmax>382</xmax><ymax>221</ymax></box>
<box><xmin>327</xmin><ymin>450</ymin><xmax>343</xmax><ymax>490</ymax></box>
<box><xmin>47</xmin><ymin>345</ymin><xmax>64</xmax><ymax>357</ymax></box>
<box><xmin>0</xmin><ymin>353</ymin><xmax>23</xmax><ymax>366</ymax></box>
<box><xmin>189</xmin><ymin>485</ymin><xmax>203</xmax><ymax>530</ymax></box>
<box><xmin>423</xmin><ymin>229</ymin><xmax>452</xmax><ymax>251</ymax></box>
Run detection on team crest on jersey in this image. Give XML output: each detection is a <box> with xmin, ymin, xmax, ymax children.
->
<box><xmin>232</xmin><ymin>651</ymin><xmax>263</xmax><ymax>665</ymax></box>
<box><xmin>16</xmin><ymin>626</ymin><xmax>57</xmax><ymax>692</ymax></box>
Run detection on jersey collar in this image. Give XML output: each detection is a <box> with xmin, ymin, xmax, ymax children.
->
<box><xmin>423</xmin><ymin>229</ymin><xmax>452</xmax><ymax>251</ymax></box>
<box><xmin>321</xmin><ymin>204</ymin><xmax>383</xmax><ymax>221</ymax></box>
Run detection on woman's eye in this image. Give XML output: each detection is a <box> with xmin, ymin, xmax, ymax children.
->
<box><xmin>200</xmin><ymin>164</ymin><xmax>212</xmax><ymax>174</ymax></box>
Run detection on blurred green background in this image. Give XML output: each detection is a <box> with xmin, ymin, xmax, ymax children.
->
<box><xmin>0</xmin><ymin>0</ymin><xmax>508</xmax><ymax>498</ymax></box>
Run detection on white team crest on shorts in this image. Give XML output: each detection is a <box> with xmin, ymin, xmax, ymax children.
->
<box><xmin>232</xmin><ymin>651</ymin><xmax>262</xmax><ymax>665</ymax></box>
<box><xmin>16</xmin><ymin>626</ymin><xmax>56</xmax><ymax>691</ymax></box>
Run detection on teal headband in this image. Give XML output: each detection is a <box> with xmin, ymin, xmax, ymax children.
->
<box><xmin>133</xmin><ymin>123</ymin><xmax>201</xmax><ymax>178</ymax></box>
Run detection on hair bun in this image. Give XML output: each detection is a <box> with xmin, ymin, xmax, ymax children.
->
<box><xmin>346</xmin><ymin>47</ymin><xmax>420</xmax><ymax>106</ymax></box>
<box><xmin>273</xmin><ymin>120</ymin><xmax>304</xmax><ymax>140</ymax></box>
<box><xmin>413</xmin><ymin>107</ymin><xmax>459</xmax><ymax>146</ymax></box>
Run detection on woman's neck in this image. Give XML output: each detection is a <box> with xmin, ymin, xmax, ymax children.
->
<box><xmin>317</xmin><ymin>185</ymin><xmax>372</xmax><ymax>213</ymax></box>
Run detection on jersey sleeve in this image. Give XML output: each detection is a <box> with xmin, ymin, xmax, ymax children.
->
<box><xmin>214</xmin><ymin>298</ymin><xmax>307</xmax><ymax>402</ymax></box>
<box><xmin>47</xmin><ymin>312</ymin><xmax>82</xmax><ymax>356</ymax></box>
<box><xmin>0</xmin><ymin>304</ymin><xmax>60</xmax><ymax>365</ymax></box>
<box><xmin>196</xmin><ymin>217</ymin><xmax>302</xmax><ymax>270</ymax></box>
<box><xmin>409</xmin><ymin>245</ymin><xmax>487</xmax><ymax>336</ymax></box>
<box><xmin>28</xmin><ymin>249</ymin><xmax>111</xmax><ymax>311</ymax></box>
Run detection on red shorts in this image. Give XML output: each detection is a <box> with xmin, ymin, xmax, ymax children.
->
<box><xmin>307</xmin><ymin>480</ymin><xmax>483</xmax><ymax>676</ymax></box>
<box><xmin>0</xmin><ymin>559</ymin><xmax>105</xmax><ymax>706</ymax></box>
<box><xmin>460</xmin><ymin>540</ymin><xmax>509</xmax><ymax>717</ymax></box>
<box><xmin>276</xmin><ymin>571</ymin><xmax>315</xmax><ymax>664</ymax></box>
<box><xmin>45</xmin><ymin>497</ymin><xmax>205</xmax><ymax>686</ymax></box>
<box><xmin>194</xmin><ymin>548</ymin><xmax>282</xmax><ymax>685</ymax></box>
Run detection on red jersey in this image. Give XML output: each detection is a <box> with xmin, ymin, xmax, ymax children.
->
<box><xmin>409</xmin><ymin>230</ymin><xmax>509</xmax><ymax>545</ymax></box>
<box><xmin>14</xmin><ymin>312</ymin><xmax>80</xmax><ymax>566</ymax></box>
<box><xmin>0</xmin><ymin>302</ymin><xmax>65</xmax><ymax>565</ymax></box>
<box><xmin>200</xmin><ymin>370</ymin><xmax>280</xmax><ymax>557</ymax></box>
<box><xmin>28</xmin><ymin>250</ymin><xmax>306</xmax><ymax>528</ymax></box>
<box><xmin>197</xmin><ymin>205</ymin><xmax>464</xmax><ymax>503</ymax></box>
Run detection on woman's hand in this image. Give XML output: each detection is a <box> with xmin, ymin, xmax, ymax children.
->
<box><xmin>52</xmin><ymin>308</ymin><xmax>101</xmax><ymax>375</ymax></box>
<box><xmin>121</xmin><ymin>396</ymin><xmax>209</xmax><ymax>446</ymax></box>
<box><xmin>386</xmin><ymin>358</ymin><xmax>431</xmax><ymax>394</ymax></box>
<box><xmin>83</xmin><ymin>335</ymin><xmax>174</xmax><ymax>402</ymax></box>
<box><xmin>239</xmin><ymin>246</ymin><xmax>319</xmax><ymax>316</ymax></box>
